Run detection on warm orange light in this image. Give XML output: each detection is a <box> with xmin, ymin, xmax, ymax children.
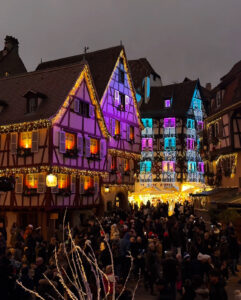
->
<box><xmin>115</xmin><ymin>120</ymin><xmax>120</xmax><ymax>135</ymax></box>
<box><xmin>90</xmin><ymin>139</ymin><xmax>99</xmax><ymax>154</ymax></box>
<box><xmin>20</xmin><ymin>132</ymin><xmax>32</xmax><ymax>149</ymax></box>
<box><xmin>58</xmin><ymin>174</ymin><xmax>68</xmax><ymax>189</ymax></box>
<box><xmin>65</xmin><ymin>133</ymin><xmax>75</xmax><ymax>150</ymax></box>
<box><xmin>124</xmin><ymin>159</ymin><xmax>129</xmax><ymax>171</ymax></box>
<box><xmin>26</xmin><ymin>174</ymin><xmax>38</xmax><ymax>189</ymax></box>
<box><xmin>111</xmin><ymin>157</ymin><xmax>117</xmax><ymax>170</ymax></box>
<box><xmin>84</xmin><ymin>176</ymin><xmax>93</xmax><ymax>190</ymax></box>
<box><xmin>130</xmin><ymin>126</ymin><xmax>134</xmax><ymax>140</ymax></box>
<box><xmin>46</xmin><ymin>174</ymin><xmax>57</xmax><ymax>187</ymax></box>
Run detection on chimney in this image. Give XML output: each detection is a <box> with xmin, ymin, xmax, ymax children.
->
<box><xmin>205</xmin><ymin>83</ymin><xmax>212</xmax><ymax>91</ymax></box>
<box><xmin>4</xmin><ymin>35</ymin><xmax>19</xmax><ymax>53</ymax></box>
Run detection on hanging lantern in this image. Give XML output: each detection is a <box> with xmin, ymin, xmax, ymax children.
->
<box><xmin>46</xmin><ymin>173</ymin><xmax>57</xmax><ymax>187</ymax></box>
<box><xmin>104</xmin><ymin>186</ymin><xmax>110</xmax><ymax>193</ymax></box>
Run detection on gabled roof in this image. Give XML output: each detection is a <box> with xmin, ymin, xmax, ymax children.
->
<box><xmin>128</xmin><ymin>58</ymin><xmax>161</xmax><ymax>90</ymax></box>
<box><xmin>0</xmin><ymin>63</ymin><xmax>87</xmax><ymax>125</ymax></box>
<box><xmin>140</xmin><ymin>80</ymin><xmax>198</xmax><ymax>118</ymax></box>
<box><xmin>36</xmin><ymin>45</ymin><xmax>123</xmax><ymax>99</ymax></box>
<box><xmin>221</xmin><ymin>60</ymin><xmax>241</xmax><ymax>82</ymax></box>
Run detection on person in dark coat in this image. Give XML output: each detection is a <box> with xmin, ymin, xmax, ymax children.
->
<box><xmin>209</xmin><ymin>270</ymin><xmax>228</xmax><ymax>300</ymax></box>
<box><xmin>145</xmin><ymin>242</ymin><xmax>160</xmax><ymax>295</ymax></box>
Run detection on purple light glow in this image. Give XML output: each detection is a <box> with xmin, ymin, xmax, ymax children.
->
<box><xmin>165</xmin><ymin>99</ymin><xmax>171</xmax><ymax>108</ymax></box>
<box><xmin>187</xmin><ymin>138</ymin><xmax>195</xmax><ymax>150</ymax></box>
<box><xmin>198</xmin><ymin>162</ymin><xmax>204</xmax><ymax>173</ymax></box>
<box><xmin>142</xmin><ymin>138</ymin><xmax>153</xmax><ymax>150</ymax></box>
<box><xmin>164</xmin><ymin>118</ymin><xmax>176</xmax><ymax>128</ymax></box>
<box><xmin>197</xmin><ymin>121</ymin><xmax>204</xmax><ymax>131</ymax></box>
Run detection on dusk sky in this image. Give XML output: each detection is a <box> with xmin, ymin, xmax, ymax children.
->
<box><xmin>0</xmin><ymin>0</ymin><xmax>241</xmax><ymax>87</ymax></box>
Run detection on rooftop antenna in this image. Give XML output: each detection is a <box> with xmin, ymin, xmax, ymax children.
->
<box><xmin>120</xmin><ymin>40</ymin><xmax>123</xmax><ymax>46</ymax></box>
<box><xmin>83</xmin><ymin>46</ymin><xmax>89</xmax><ymax>61</ymax></box>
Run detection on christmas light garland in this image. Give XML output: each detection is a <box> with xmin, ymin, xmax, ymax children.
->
<box><xmin>108</xmin><ymin>149</ymin><xmax>141</xmax><ymax>160</ymax></box>
<box><xmin>0</xmin><ymin>119</ymin><xmax>51</xmax><ymax>133</ymax></box>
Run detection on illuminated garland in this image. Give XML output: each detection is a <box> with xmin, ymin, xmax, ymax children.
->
<box><xmin>216</xmin><ymin>153</ymin><xmax>238</xmax><ymax>174</ymax></box>
<box><xmin>206</xmin><ymin>117</ymin><xmax>221</xmax><ymax>128</ymax></box>
<box><xmin>0</xmin><ymin>119</ymin><xmax>51</xmax><ymax>133</ymax></box>
<box><xmin>52</xmin><ymin>65</ymin><xmax>110</xmax><ymax>138</ymax></box>
<box><xmin>108</xmin><ymin>149</ymin><xmax>141</xmax><ymax>160</ymax></box>
<box><xmin>0</xmin><ymin>165</ymin><xmax>108</xmax><ymax>177</ymax></box>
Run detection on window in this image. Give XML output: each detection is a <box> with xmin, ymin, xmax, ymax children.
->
<box><xmin>115</xmin><ymin>120</ymin><xmax>120</xmax><ymax>136</ymax></box>
<box><xmin>20</xmin><ymin>132</ymin><xmax>32</xmax><ymax>149</ymax></box>
<box><xmin>187</xmin><ymin>119</ymin><xmax>195</xmax><ymax>129</ymax></box>
<box><xmin>84</xmin><ymin>176</ymin><xmax>94</xmax><ymax>190</ymax></box>
<box><xmin>90</xmin><ymin>138</ymin><xmax>99</xmax><ymax>155</ymax></box>
<box><xmin>124</xmin><ymin>159</ymin><xmax>129</xmax><ymax>172</ymax></box>
<box><xmin>165</xmin><ymin>99</ymin><xmax>171</xmax><ymax>108</ymax></box>
<box><xmin>140</xmin><ymin>161</ymin><xmax>152</xmax><ymax>173</ymax></box>
<box><xmin>142</xmin><ymin>118</ymin><xmax>153</xmax><ymax>128</ymax></box>
<box><xmin>193</xmin><ymin>99</ymin><xmax>201</xmax><ymax>110</ymax></box>
<box><xmin>215</xmin><ymin>122</ymin><xmax>219</xmax><ymax>137</ymax></box>
<box><xmin>119</xmin><ymin>69</ymin><xmax>125</xmax><ymax>83</ymax></box>
<box><xmin>162</xmin><ymin>161</ymin><xmax>175</xmax><ymax>172</ymax></box>
<box><xmin>188</xmin><ymin>162</ymin><xmax>196</xmax><ymax>172</ymax></box>
<box><xmin>164</xmin><ymin>137</ymin><xmax>176</xmax><ymax>150</ymax></box>
<box><xmin>79</xmin><ymin>101</ymin><xmax>89</xmax><ymax>117</ymax></box>
<box><xmin>198</xmin><ymin>162</ymin><xmax>204</xmax><ymax>173</ymax></box>
<box><xmin>142</xmin><ymin>138</ymin><xmax>153</xmax><ymax>151</ymax></box>
<box><xmin>25</xmin><ymin>174</ymin><xmax>38</xmax><ymax>189</ymax></box>
<box><xmin>111</xmin><ymin>156</ymin><xmax>117</xmax><ymax>170</ymax></box>
<box><xmin>187</xmin><ymin>138</ymin><xmax>195</xmax><ymax>150</ymax></box>
<box><xmin>27</xmin><ymin>97</ymin><xmax>38</xmax><ymax>113</ymax></box>
<box><xmin>65</xmin><ymin>133</ymin><xmax>76</xmax><ymax>150</ymax></box>
<box><xmin>216</xmin><ymin>91</ymin><xmax>223</xmax><ymax>108</ymax></box>
<box><xmin>164</xmin><ymin>118</ymin><xmax>175</xmax><ymax>128</ymax></box>
<box><xmin>58</xmin><ymin>174</ymin><xmax>68</xmax><ymax>189</ymax></box>
<box><xmin>120</xmin><ymin>93</ymin><xmax>125</xmax><ymax>110</ymax></box>
<box><xmin>129</xmin><ymin>126</ymin><xmax>134</xmax><ymax>141</ymax></box>
<box><xmin>197</xmin><ymin>121</ymin><xmax>203</xmax><ymax>131</ymax></box>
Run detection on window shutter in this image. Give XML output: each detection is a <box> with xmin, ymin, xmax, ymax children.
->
<box><xmin>94</xmin><ymin>176</ymin><xmax>99</xmax><ymax>194</ymax></box>
<box><xmin>31</xmin><ymin>130</ymin><xmax>39</xmax><ymax>153</ymax></box>
<box><xmin>126</xmin><ymin>124</ymin><xmax>130</xmax><ymax>141</ymax></box>
<box><xmin>114</xmin><ymin>90</ymin><xmax>119</xmax><ymax>107</ymax></box>
<box><xmin>100</xmin><ymin>140</ymin><xmax>106</xmax><ymax>159</ymax></box>
<box><xmin>77</xmin><ymin>134</ymin><xmax>83</xmax><ymax>156</ymax></box>
<box><xmin>85</xmin><ymin>137</ymin><xmax>90</xmax><ymax>157</ymax></box>
<box><xmin>37</xmin><ymin>174</ymin><xmax>46</xmax><ymax>193</ymax></box>
<box><xmin>74</xmin><ymin>99</ymin><xmax>80</xmax><ymax>113</ymax></box>
<box><xmin>10</xmin><ymin>133</ymin><xmax>18</xmax><ymax>154</ymax></box>
<box><xmin>89</xmin><ymin>105</ymin><xmax>95</xmax><ymax>118</ymax></box>
<box><xmin>59</xmin><ymin>131</ymin><xmax>66</xmax><ymax>154</ymax></box>
<box><xmin>79</xmin><ymin>176</ymin><xmax>84</xmax><ymax>194</ymax></box>
<box><xmin>15</xmin><ymin>174</ymin><xmax>23</xmax><ymax>193</ymax></box>
<box><xmin>71</xmin><ymin>175</ymin><xmax>76</xmax><ymax>194</ymax></box>
<box><xmin>110</xmin><ymin>119</ymin><xmax>116</xmax><ymax>136</ymax></box>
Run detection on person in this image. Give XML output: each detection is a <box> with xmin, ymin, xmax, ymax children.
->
<box><xmin>145</xmin><ymin>242</ymin><xmax>160</xmax><ymax>295</ymax></box>
<box><xmin>209</xmin><ymin>270</ymin><xmax>228</xmax><ymax>300</ymax></box>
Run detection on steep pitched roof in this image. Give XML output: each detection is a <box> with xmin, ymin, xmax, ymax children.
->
<box><xmin>140</xmin><ymin>80</ymin><xmax>198</xmax><ymax>118</ymax></box>
<box><xmin>128</xmin><ymin>58</ymin><xmax>161</xmax><ymax>90</ymax></box>
<box><xmin>36</xmin><ymin>45</ymin><xmax>123</xmax><ymax>99</ymax></box>
<box><xmin>0</xmin><ymin>63</ymin><xmax>87</xmax><ymax>125</ymax></box>
<box><xmin>221</xmin><ymin>60</ymin><xmax>241</xmax><ymax>82</ymax></box>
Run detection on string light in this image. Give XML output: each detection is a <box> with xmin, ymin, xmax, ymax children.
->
<box><xmin>216</xmin><ymin>153</ymin><xmax>237</xmax><ymax>174</ymax></box>
<box><xmin>0</xmin><ymin>119</ymin><xmax>51</xmax><ymax>133</ymax></box>
<box><xmin>108</xmin><ymin>149</ymin><xmax>141</xmax><ymax>160</ymax></box>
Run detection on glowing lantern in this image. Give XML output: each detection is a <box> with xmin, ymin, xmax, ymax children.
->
<box><xmin>46</xmin><ymin>174</ymin><xmax>57</xmax><ymax>187</ymax></box>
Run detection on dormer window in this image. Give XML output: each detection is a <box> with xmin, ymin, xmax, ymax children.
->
<box><xmin>164</xmin><ymin>99</ymin><xmax>171</xmax><ymax>108</ymax></box>
<box><xmin>28</xmin><ymin>98</ymin><xmax>38</xmax><ymax>113</ymax></box>
<box><xmin>24</xmin><ymin>91</ymin><xmax>46</xmax><ymax>114</ymax></box>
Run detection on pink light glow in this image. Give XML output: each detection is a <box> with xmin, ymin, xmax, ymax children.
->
<box><xmin>142</xmin><ymin>138</ymin><xmax>153</xmax><ymax>150</ymax></box>
<box><xmin>162</xmin><ymin>161</ymin><xmax>175</xmax><ymax>172</ymax></box>
<box><xmin>197</xmin><ymin>121</ymin><xmax>204</xmax><ymax>131</ymax></box>
<box><xmin>164</xmin><ymin>118</ymin><xmax>176</xmax><ymax>128</ymax></box>
<box><xmin>187</xmin><ymin>138</ymin><xmax>195</xmax><ymax>150</ymax></box>
<box><xmin>198</xmin><ymin>162</ymin><xmax>204</xmax><ymax>173</ymax></box>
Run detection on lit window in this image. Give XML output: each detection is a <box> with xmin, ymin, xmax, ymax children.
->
<box><xmin>124</xmin><ymin>159</ymin><xmax>129</xmax><ymax>172</ymax></box>
<box><xmin>198</xmin><ymin>162</ymin><xmax>204</xmax><ymax>173</ymax></box>
<box><xmin>164</xmin><ymin>118</ymin><xmax>175</xmax><ymax>128</ymax></box>
<box><xmin>187</xmin><ymin>138</ymin><xmax>195</xmax><ymax>150</ymax></box>
<box><xmin>187</xmin><ymin>119</ymin><xmax>195</xmax><ymax>129</ymax></box>
<box><xmin>115</xmin><ymin>120</ymin><xmax>120</xmax><ymax>135</ymax></box>
<box><xmin>84</xmin><ymin>176</ymin><xmax>94</xmax><ymax>190</ymax></box>
<box><xmin>20</xmin><ymin>132</ymin><xmax>32</xmax><ymax>149</ymax></box>
<box><xmin>197</xmin><ymin>121</ymin><xmax>203</xmax><ymax>131</ymax></box>
<box><xmin>129</xmin><ymin>126</ymin><xmax>134</xmax><ymax>141</ymax></box>
<box><xmin>65</xmin><ymin>133</ymin><xmax>76</xmax><ymax>150</ymax></box>
<box><xmin>164</xmin><ymin>137</ymin><xmax>176</xmax><ymax>150</ymax></box>
<box><xmin>58</xmin><ymin>174</ymin><xmax>68</xmax><ymax>189</ymax></box>
<box><xmin>193</xmin><ymin>99</ymin><xmax>201</xmax><ymax>110</ymax></box>
<box><xmin>90</xmin><ymin>138</ymin><xmax>99</xmax><ymax>155</ymax></box>
<box><xmin>162</xmin><ymin>161</ymin><xmax>175</xmax><ymax>172</ymax></box>
<box><xmin>188</xmin><ymin>162</ymin><xmax>196</xmax><ymax>173</ymax></box>
<box><xmin>142</xmin><ymin>138</ymin><xmax>153</xmax><ymax>150</ymax></box>
<box><xmin>142</xmin><ymin>118</ymin><xmax>153</xmax><ymax>128</ymax></box>
<box><xmin>111</xmin><ymin>156</ymin><xmax>117</xmax><ymax>170</ymax></box>
<box><xmin>26</xmin><ymin>174</ymin><xmax>38</xmax><ymax>189</ymax></box>
<box><xmin>140</xmin><ymin>161</ymin><xmax>152</xmax><ymax>173</ymax></box>
<box><xmin>165</xmin><ymin>99</ymin><xmax>171</xmax><ymax>108</ymax></box>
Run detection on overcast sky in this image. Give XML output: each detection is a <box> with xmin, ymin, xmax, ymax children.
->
<box><xmin>0</xmin><ymin>0</ymin><xmax>241</xmax><ymax>87</ymax></box>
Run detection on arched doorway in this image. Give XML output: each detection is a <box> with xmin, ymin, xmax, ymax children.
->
<box><xmin>115</xmin><ymin>192</ymin><xmax>128</xmax><ymax>209</ymax></box>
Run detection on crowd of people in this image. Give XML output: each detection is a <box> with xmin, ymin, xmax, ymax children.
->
<box><xmin>0</xmin><ymin>201</ymin><xmax>240</xmax><ymax>299</ymax></box>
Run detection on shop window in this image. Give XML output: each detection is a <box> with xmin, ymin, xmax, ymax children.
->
<box><xmin>164</xmin><ymin>137</ymin><xmax>176</xmax><ymax>150</ymax></box>
<box><xmin>187</xmin><ymin>119</ymin><xmax>195</xmax><ymax>129</ymax></box>
<box><xmin>90</xmin><ymin>138</ymin><xmax>99</xmax><ymax>155</ymax></box>
<box><xmin>164</xmin><ymin>118</ymin><xmax>175</xmax><ymax>128</ymax></box>
<box><xmin>65</xmin><ymin>132</ymin><xmax>76</xmax><ymax>150</ymax></box>
<box><xmin>187</xmin><ymin>138</ymin><xmax>195</xmax><ymax>150</ymax></box>
<box><xmin>162</xmin><ymin>161</ymin><xmax>175</xmax><ymax>172</ymax></box>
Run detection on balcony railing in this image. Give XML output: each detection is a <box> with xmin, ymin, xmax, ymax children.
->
<box><xmin>186</xmin><ymin>150</ymin><xmax>196</xmax><ymax>161</ymax></box>
<box><xmin>161</xmin><ymin>172</ymin><xmax>176</xmax><ymax>182</ymax></box>
<box><xmin>163</xmin><ymin>150</ymin><xmax>176</xmax><ymax>160</ymax></box>
<box><xmin>142</xmin><ymin>127</ymin><xmax>153</xmax><ymax>136</ymax></box>
<box><xmin>164</xmin><ymin>127</ymin><xmax>175</xmax><ymax>136</ymax></box>
<box><xmin>186</xmin><ymin>128</ymin><xmax>196</xmax><ymax>137</ymax></box>
<box><xmin>141</xmin><ymin>151</ymin><xmax>154</xmax><ymax>160</ymax></box>
<box><xmin>187</xmin><ymin>172</ymin><xmax>204</xmax><ymax>183</ymax></box>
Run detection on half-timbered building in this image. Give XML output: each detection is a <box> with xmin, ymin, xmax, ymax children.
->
<box><xmin>37</xmin><ymin>46</ymin><xmax>143</xmax><ymax>210</ymax></box>
<box><xmin>204</xmin><ymin>60</ymin><xmax>241</xmax><ymax>193</ymax></box>
<box><xmin>0</xmin><ymin>62</ymin><xmax>109</xmax><ymax>239</ymax></box>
